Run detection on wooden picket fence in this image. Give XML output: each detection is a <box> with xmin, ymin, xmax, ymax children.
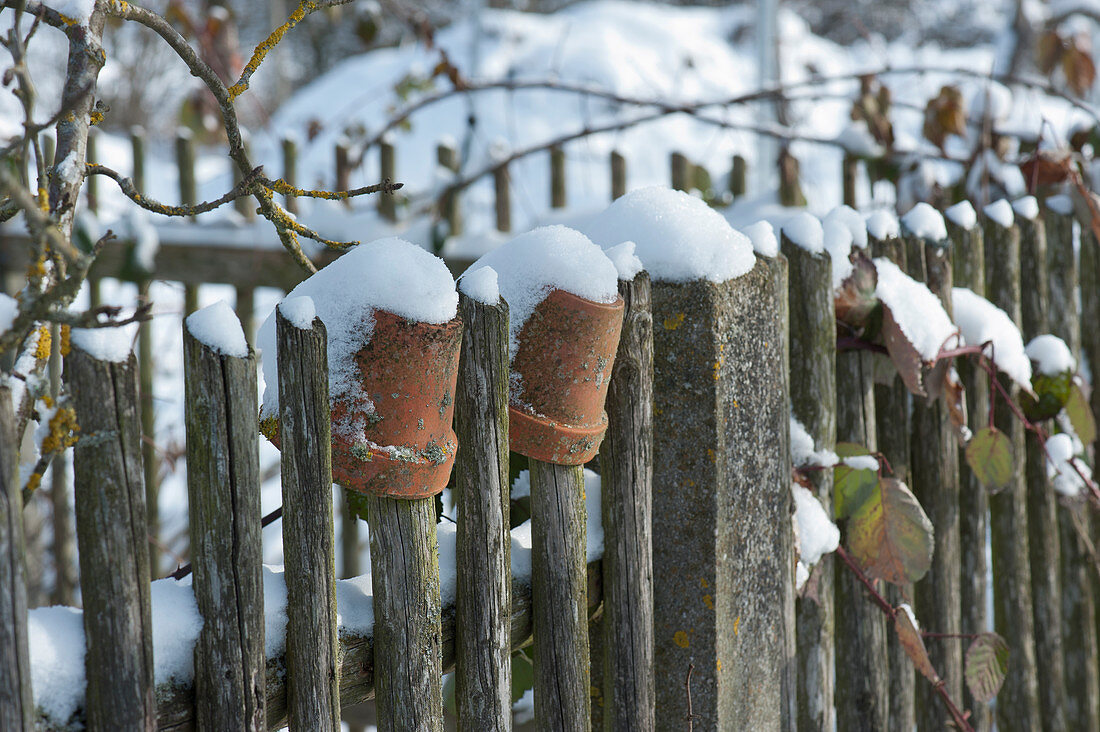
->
<box><xmin>2</xmin><ymin>134</ymin><xmax>1100</xmax><ymax>731</ymax></box>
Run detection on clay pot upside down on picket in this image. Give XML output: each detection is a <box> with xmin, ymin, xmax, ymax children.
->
<box><xmin>509</xmin><ymin>288</ymin><xmax>625</xmax><ymax>464</ymax></box>
<box><xmin>265</xmin><ymin>309</ymin><xmax>464</xmax><ymax>499</ymax></box>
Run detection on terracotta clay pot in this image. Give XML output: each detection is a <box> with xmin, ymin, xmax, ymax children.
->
<box><xmin>509</xmin><ymin>289</ymin><xmax>625</xmax><ymax>464</ymax></box>
<box><xmin>265</xmin><ymin>309</ymin><xmax>463</xmax><ymax>500</ymax></box>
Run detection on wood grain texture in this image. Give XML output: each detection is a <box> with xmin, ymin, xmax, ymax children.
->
<box><xmin>982</xmin><ymin>215</ymin><xmax>1041</xmax><ymax>732</ymax></box>
<box><xmin>0</xmin><ymin>386</ymin><xmax>32</xmax><ymax>731</ymax></box>
<box><xmin>598</xmin><ymin>273</ymin><xmax>655</xmax><ymax>732</ymax></box>
<box><xmin>69</xmin><ymin>347</ymin><xmax>156</xmax><ymax>731</ymax></box>
<box><xmin>530</xmin><ymin>459</ymin><xmax>590</xmax><ymax>732</ymax></box>
<box><xmin>1018</xmin><ymin>214</ymin><xmax>1068</xmax><ymax>732</ymax></box>
<box><xmin>1046</xmin><ymin>206</ymin><xmax>1099</xmax><ymax>732</ymax></box>
<box><xmin>782</xmin><ymin>235</ymin><xmax>836</xmax><ymax>732</ymax></box>
<box><xmin>366</xmin><ymin>494</ymin><xmax>444</xmax><ymax>732</ymax></box>
<box><xmin>276</xmin><ymin>311</ymin><xmax>340</xmax><ymax>731</ymax></box>
<box><xmin>870</xmin><ymin>232</ymin><xmax>915</xmax><ymax>732</ymax></box>
<box><xmin>834</xmin><ymin>348</ymin><xmax>889</xmax><ymax>731</ymax></box>
<box><xmin>138</xmin><ymin>281</ymin><xmax>160</xmax><ymax>578</ymax></box>
<box><xmin>947</xmin><ymin>215</ymin><xmax>992</xmax><ymax>731</ymax></box>
<box><xmin>905</xmin><ymin>233</ymin><xmax>963</xmax><ymax>731</ymax></box>
<box><xmin>454</xmin><ymin>292</ymin><xmax>512</xmax><ymax>732</ymax></box>
<box><xmin>183</xmin><ymin>326</ymin><xmax>265</xmax><ymax>731</ymax></box>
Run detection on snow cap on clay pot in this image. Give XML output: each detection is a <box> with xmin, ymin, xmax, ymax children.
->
<box><xmin>462</xmin><ymin>225</ymin><xmax>624</xmax><ymax>464</ymax></box>
<box><xmin>257</xmin><ymin>237</ymin><xmax>461</xmax><ymax>499</ymax></box>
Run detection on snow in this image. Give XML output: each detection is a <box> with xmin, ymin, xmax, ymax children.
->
<box><xmin>458</xmin><ymin>265</ymin><xmax>502</xmax><ymax>304</ymax></box>
<box><xmin>781</xmin><ymin>211</ymin><xmax>824</xmax><ymax>253</ymax></box>
<box><xmin>824</xmin><ymin>205</ymin><xmax>868</xmax><ymax>250</ymax></box>
<box><xmin>843</xmin><ymin>455</ymin><xmax>881</xmax><ymax>471</ymax></box>
<box><xmin>789</xmin><ymin>415</ymin><xmax>838</xmax><ymax>468</ymax></box>
<box><xmin>1047</xmin><ymin>194</ymin><xmax>1075</xmax><ymax>216</ymax></box>
<box><xmin>983</xmin><ymin>199</ymin><xmax>1015</xmax><ymax>228</ymax></box>
<box><xmin>823</xmin><ymin>218</ymin><xmax>854</xmax><ymax>290</ymax></box>
<box><xmin>45</xmin><ymin>0</ymin><xmax>94</xmax><ymax>23</ymax></box>
<box><xmin>743</xmin><ymin>221</ymin><xmax>778</xmax><ymax>258</ymax></box>
<box><xmin>257</xmin><ymin>238</ymin><xmax>458</xmax><ymax>439</ymax></box>
<box><xmin>873</xmin><ymin>258</ymin><xmax>958</xmax><ymax>360</ymax></box>
<box><xmin>464</xmin><ymin>225</ymin><xmax>618</xmax><ymax>360</ymax></box>
<box><xmin>792</xmin><ymin>484</ymin><xmax>840</xmax><ymax>590</ymax></box>
<box><xmin>69</xmin><ymin>322</ymin><xmax>139</xmax><ymax>363</ymax></box>
<box><xmin>835</xmin><ymin>121</ymin><xmax>884</xmax><ymax>157</ymax></box>
<box><xmin>185</xmin><ymin>301</ymin><xmax>248</xmax><ymax>358</ymax></box>
<box><xmin>604</xmin><ymin>241</ymin><xmax>645</xmax><ymax>280</ymax></box>
<box><xmin>944</xmin><ymin>201</ymin><xmax>978</xmax><ymax>230</ymax></box>
<box><xmin>898</xmin><ymin>602</ymin><xmax>920</xmax><ymax>631</ymax></box>
<box><xmin>150</xmin><ymin>577</ymin><xmax>203</xmax><ymax>685</ymax></box>
<box><xmin>865</xmin><ymin>210</ymin><xmax>900</xmax><ymax>241</ymax></box>
<box><xmin>581</xmin><ymin>187</ymin><xmax>754</xmax><ymax>284</ymax></box>
<box><xmin>970</xmin><ymin>82</ymin><xmax>1013</xmax><ymax>124</ymax></box>
<box><xmin>513</xmin><ymin>688</ymin><xmax>536</xmax><ymax>724</ymax></box>
<box><xmin>0</xmin><ymin>293</ymin><xmax>16</xmax><ymax>335</ymax></box>
<box><xmin>55</xmin><ymin>150</ymin><xmax>82</xmax><ymax>187</ymax></box>
<box><xmin>278</xmin><ymin>295</ymin><xmax>317</xmax><ymax>330</ymax></box>
<box><xmin>952</xmin><ymin>287</ymin><xmax>1033</xmax><ymax>390</ymax></box>
<box><xmin>27</xmin><ymin>606</ymin><xmax>85</xmax><ymax>725</ymax></box>
<box><xmin>122</xmin><ymin>208</ymin><xmax>160</xmax><ymax>274</ymax></box>
<box><xmin>1046</xmin><ymin>432</ymin><xmax>1091</xmax><ymax>497</ymax></box>
<box><xmin>1026</xmin><ymin>334</ymin><xmax>1076</xmax><ymax>376</ymax></box>
<box><xmin>1012</xmin><ymin>196</ymin><xmax>1040</xmax><ymax>221</ymax></box>
<box><xmin>901</xmin><ymin>202</ymin><xmax>948</xmax><ymax>241</ymax></box>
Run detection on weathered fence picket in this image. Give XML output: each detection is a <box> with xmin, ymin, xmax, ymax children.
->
<box><xmin>550</xmin><ymin>145</ymin><xmax>566</xmax><ymax>209</ymax></box>
<box><xmin>1017</xmin><ymin>206</ymin><xmax>1069</xmax><ymax>731</ymax></box>
<box><xmin>282</xmin><ymin>136</ymin><xmax>299</xmax><ymax>215</ymax></box>
<box><xmin>183</xmin><ymin>308</ymin><xmax>266</xmax><ymax>730</ymax></box>
<box><xmin>599</xmin><ymin>271</ymin><xmax>655</xmax><ymax>732</ymax></box>
<box><xmin>610</xmin><ymin>151</ymin><xmax>626</xmax><ymax>200</ymax></box>
<box><xmin>983</xmin><ymin>209</ymin><xmax>1042</xmax><ymax>731</ymax></box>
<box><xmin>47</xmin><ymin>324</ymin><xmax>75</xmax><ymax>604</ymax></box>
<box><xmin>729</xmin><ymin>154</ymin><xmax>746</xmax><ymax>198</ymax></box>
<box><xmin>176</xmin><ymin>130</ymin><xmax>196</xmax><ymax>221</ymax></box>
<box><xmin>0</xmin><ymin>384</ymin><xmax>32</xmax><ymax>732</ymax></box>
<box><xmin>782</xmin><ymin>227</ymin><xmax>836</xmax><ymax>732</ymax></box>
<box><xmin>437</xmin><ymin>141</ymin><xmax>463</xmax><ymax>237</ymax></box>
<box><xmin>69</xmin><ymin>342</ymin><xmax>156</xmax><ymax>730</ymax></box>
<box><xmin>494</xmin><ymin>162</ymin><xmax>511</xmax><ymax>233</ymax></box>
<box><xmin>379</xmin><ymin>141</ymin><xmax>396</xmax><ymax>221</ymax></box>
<box><xmin>276</xmin><ymin>307</ymin><xmax>341</xmax><ymax>731</ymax></box>
<box><xmin>454</xmin><ymin>290</ymin><xmax>512</xmax><ymax>731</ymax></box>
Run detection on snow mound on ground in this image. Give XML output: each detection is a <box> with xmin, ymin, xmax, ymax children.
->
<box><xmin>952</xmin><ymin>287</ymin><xmax>1032</xmax><ymax>389</ymax></box>
<box><xmin>186</xmin><ymin>300</ymin><xmax>248</xmax><ymax>358</ymax></box>
<box><xmin>1026</xmin><ymin>334</ymin><xmax>1075</xmax><ymax>376</ymax></box>
<box><xmin>464</xmin><ymin>225</ymin><xmax>618</xmax><ymax>360</ymax></box>
<box><xmin>257</xmin><ymin>238</ymin><xmax>458</xmax><ymax>440</ymax></box>
<box><xmin>874</xmin><ymin>258</ymin><xmax>957</xmax><ymax>360</ymax></box>
<box><xmin>581</xmin><ymin>187</ymin><xmax>754</xmax><ymax>284</ymax></box>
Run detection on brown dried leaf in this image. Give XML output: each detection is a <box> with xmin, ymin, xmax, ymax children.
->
<box><xmin>922</xmin><ymin>86</ymin><xmax>966</xmax><ymax>152</ymax></box>
<box><xmin>1019</xmin><ymin>151</ymin><xmax>1073</xmax><ymax>188</ymax></box>
<box><xmin>944</xmin><ymin>366</ymin><xmax>968</xmax><ymax>437</ymax></box>
<box><xmin>834</xmin><ymin>251</ymin><xmax>879</xmax><ymax>331</ymax></box>
<box><xmin>1063</xmin><ymin>42</ymin><xmax>1097</xmax><ymax>97</ymax></box>
<box><xmin>1037</xmin><ymin>30</ymin><xmax>1065</xmax><ymax>75</ymax></box>
<box><xmin>881</xmin><ymin>304</ymin><xmax>927</xmax><ymax>397</ymax></box>
<box><xmin>895</xmin><ymin>607</ymin><xmax>939</xmax><ymax>683</ymax></box>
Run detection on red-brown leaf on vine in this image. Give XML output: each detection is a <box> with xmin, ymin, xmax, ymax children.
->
<box><xmin>880</xmin><ymin>304</ymin><xmax>927</xmax><ymax>397</ymax></box>
<box><xmin>834</xmin><ymin>251</ymin><xmax>879</xmax><ymax>333</ymax></box>
<box><xmin>964</xmin><ymin>427</ymin><xmax>1014</xmax><ymax>492</ymax></box>
<box><xmin>847</xmin><ymin>477</ymin><xmax>934</xmax><ymax>585</ymax></box>
<box><xmin>943</xmin><ymin>366</ymin><xmax>968</xmax><ymax>437</ymax></box>
<box><xmin>922</xmin><ymin>86</ymin><xmax>967</xmax><ymax>152</ymax></box>
<box><xmin>1018</xmin><ymin>150</ymin><xmax>1073</xmax><ymax>189</ymax></box>
<box><xmin>894</xmin><ymin>606</ymin><xmax>939</xmax><ymax>683</ymax></box>
<box><xmin>1063</xmin><ymin>41</ymin><xmax>1097</xmax><ymax>97</ymax></box>
<box><xmin>966</xmin><ymin>633</ymin><xmax>1010</xmax><ymax>703</ymax></box>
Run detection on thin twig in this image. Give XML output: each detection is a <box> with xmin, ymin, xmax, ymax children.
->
<box><xmin>167</xmin><ymin>506</ymin><xmax>283</xmax><ymax>580</ymax></box>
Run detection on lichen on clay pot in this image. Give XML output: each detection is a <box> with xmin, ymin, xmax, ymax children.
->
<box><xmin>257</xmin><ymin>237</ymin><xmax>462</xmax><ymax>501</ymax></box>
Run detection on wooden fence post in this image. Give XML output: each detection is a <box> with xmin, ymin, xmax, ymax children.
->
<box><xmin>550</xmin><ymin>145</ymin><xmax>566</xmax><ymax>209</ymax></box>
<box><xmin>184</xmin><ymin>307</ymin><xmax>265</xmax><ymax>731</ymax></box>
<box><xmin>652</xmin><ymin>256</ymin><xmax>792</xmax><ymax>729</ymax></box>
<box><xmin>0</xmin><ymin>385</ymin><xmax>33</xmax><ymax>731</ymax></box>
<box><xmin>946</xmin><ymin>206</ymin><xmax>991</xmax><ymax>731</ymax></box>
<box><xmin>437</xmin><ymin>142</ymin><xmax>463</xmax><ymax>237</ymax></box>
<box><xmin>379</xmin><ymin>140</ymin><xmax>397</xmax><ymax>221</ymax></box>
<box><xmin>834</xmin><ymin>316</ymin><xmax>889</xmax><ymax>729</ymax></box>
<box><xmin>136</xmin><ymin>283</ymin><xmax>160</xmax><ymax>578</ymax></box>
<box><xmin>730</xmin><ymin>155</ymin><xmax>747</xmax><ymax>199</ymax></box>
<box><xmin>85</xmin><ymin>129</ymin><xmax>98</xmax><ymax>214</ymax></box>
<box><xmin>781</xmin><ymin>229</ymin><xmax>836</xmax><ymax>732</ymax></box>
<box><xmin>903</xmin><ymin>221</ymin><xmax>964</xmax><ymax>731</ymax></box>
<box><xmin>610</xmin><ymin>151</ymin><xmax>626</xmax><ymax>200</ymax></box>
<box><xmin>235</xmin><ymin>286</ymin><xmax>255</xmax><ymax>346</ymax></box>
<box><xmin>69</xmin><ymin>341</ymin><xmax>156</xmax><ymax>730</ymax></box>
<box><xmin>282</xmin><ymin>136</ymin><xmax>298</xmax><ymax>215</ymax></box>
<box><xmin>670</xmin><ymin>152</ymin><xmax>690</xmax><ymax>192</ymax></box>
<box><xmin>454</xmin><ymin>289</ymin><xmax>511</xmax><ymax>730</ymax></box>
<box><xmin>176</xmin><ymin>130</ymin><xmax>196</xmax><ymax>221</ymax></box>
<box><xmin>47</xmin><ymin>324</ymin><xmax>76</xmax><ymax>604</ymax></box>
<box><xmin>494</xmin><ymin>162</ymin><xmax>511</xmax><ymax>234</ymax></box>
<box><xmin>530</xmin><ymin>460</ymin><xmax>589</xmax><ymax>731</ymax></box>
<box><xmin>130</xmin><ymin>127</ymin><xmax>145</xmax><ymax>192</ymax></box>
<box><xmin>841</xmin><ymin>154</ymin><xmax>858</xmax><ymax>209</ymax></box>
<box><xmin>1016</xmin><ymin>204</ymin><xmax>1068</xmax><ymax>730</ymax></box>
<box><xmin>778</xmin><ymin>148</ymin><xmax>806</xmax><ymax>207</ymax></box>
<box><xmin>276</xmin><ymin>306</ymin><xmax>341</xmax><ymax>731</ymax></box>
<box><xmin>982</xmin><ymin>207</ymin><xmax>1042</xmax><ymax>731</ymax></box>
<box><xmin>340</xmin><ymin>490</ymin><xmax>359</xmax><ymax>579</ymax></box>
<box><xmin>1084</xmin><ymin>220</ymin><xmax>1100</xmax><ymax>444</ymax></box>
<box><xmin>868</xmin><ymin>227</ymin><xmax>915</xmax><ymax>732</ymax></box>
<box><xmin>599</xmin><ymin>271</ymin><xmax>655</xmax><ymax>731</ymax></box>
<box><xmin>1046</xmin><ymin>196</ymin><xmax>1099</xmax><ymax>731</ymax></box>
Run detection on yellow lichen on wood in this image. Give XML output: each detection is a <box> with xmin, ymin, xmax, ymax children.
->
<box><xmin>34</xmin><ymin>326</ymin><xmax>51</xmax><ymax>361</ymax></box>
<box><xmin>24</xmin><ymin>472</ymin><xmax>42</xmax><ymax>494</ymax></box>
<box><xmin>228</xmin><ymin>0</ymin><xmax>321</xmax><ymax>101</ymax></box>
<box><xmin>673</xmin><ymin>630</ymin><xmax>689</xmax><ymax>648</ymax></box>
<box><xmin>41</xmin><ymin>407</ymin><xmax>79</xmax><ymax>453</ymax></box>
<box><xmin>663</xmin><ymin>312</ymin><xmax>685</xmax><ymax>330</ymax></box>
<box><xmin>60</xmin><ymin>325</ymin><xmax>71</xmax><ymax>356</ymax></box>
<box><xmin>264</xmin><ymin>178</ymin><xmax>351</xmax><ymax>201</ymax></box>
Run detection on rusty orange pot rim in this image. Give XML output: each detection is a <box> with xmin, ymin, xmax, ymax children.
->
<box><xmin>529</xmin><ymin>288</ymin><xmax>624</xmax><ymax>313</ymax></box>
